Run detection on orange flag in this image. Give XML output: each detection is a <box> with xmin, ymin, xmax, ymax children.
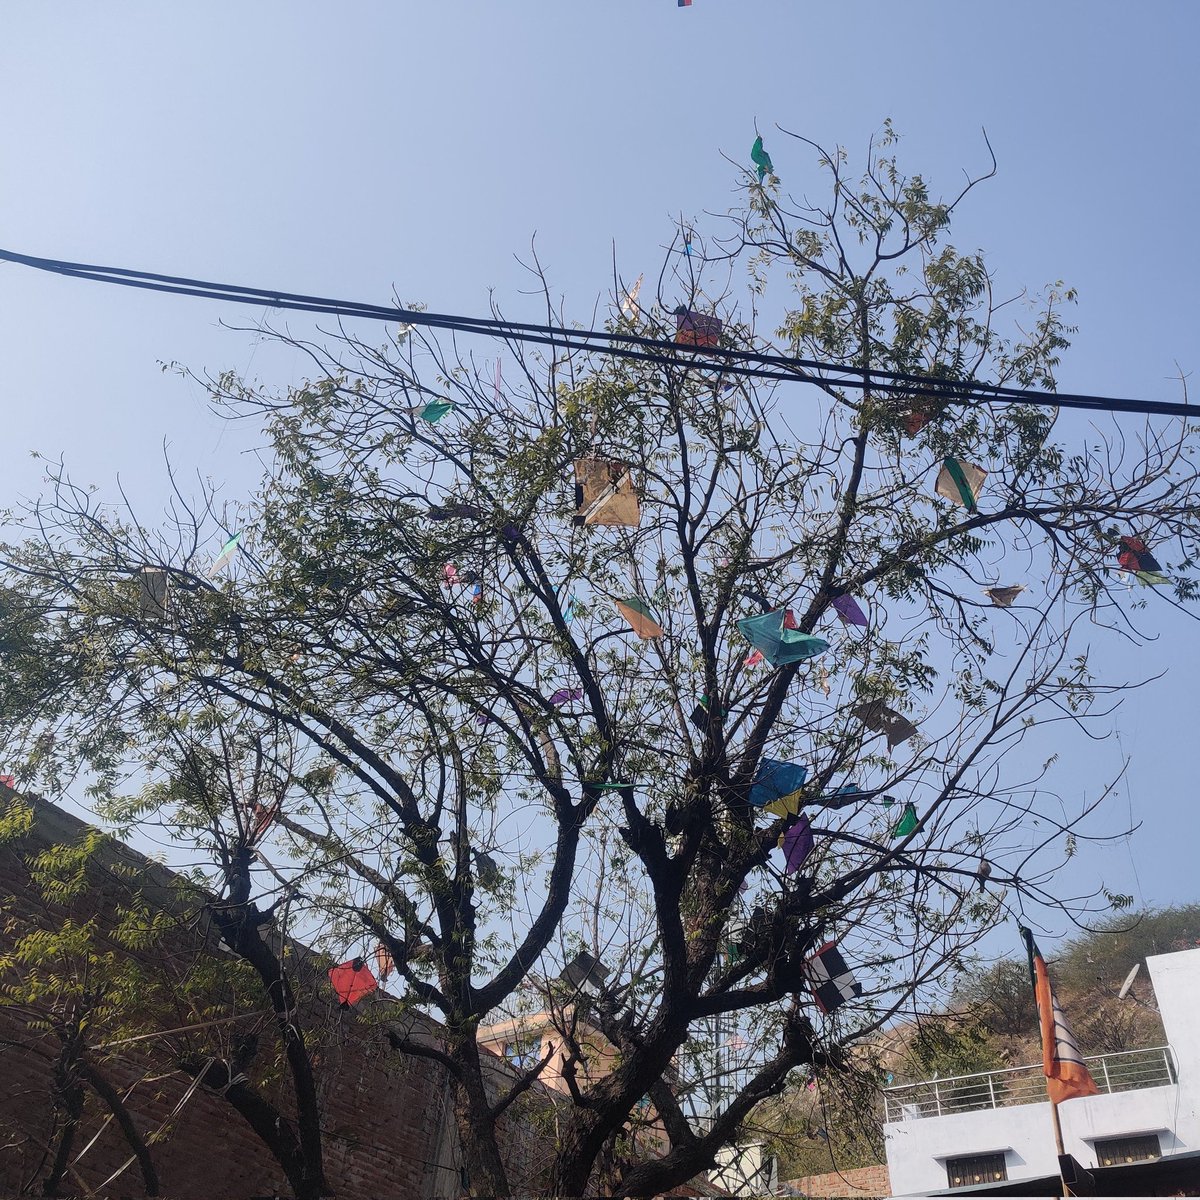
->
<box><xmin>1021</xmin><ymin>927</ymin><xmax>1100</xmax><ymax>1104</ymax></box>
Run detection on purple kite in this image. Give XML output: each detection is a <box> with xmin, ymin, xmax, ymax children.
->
<box><xmin>831</xmin><ymin>592</ymin><xmax>868</xmax><ymax>627</ymax></box>
<box><xmin>673</xmin><ymin>307</ymin><xmax>722</xmax><ymax>347</ymax></box>
<box><xmin>782</xmin><ymin>815</ymin><xmax>814</xmax><ymax>874</ymax></box>
<box><xmin>549</xmin><ymin>687</ymin><xmax>584</xmax><ymax>706</ymax></box>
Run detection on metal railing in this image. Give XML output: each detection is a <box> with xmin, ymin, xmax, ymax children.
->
<box><xmin>883</xmin><ymin>1045</ymin><xmax>1177</xmax><ymax>1122</ymax></box>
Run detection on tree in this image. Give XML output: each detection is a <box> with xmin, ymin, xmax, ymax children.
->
<box><xmin>951</xmin><ymin>958</ymin><xmax>1039</xmax><ymax>1039</ymax></box>
<box><xmin>1054</xmin><ymin>904</ymin><xmax>1200</xmax><ymax>996</ymax></box>
<box><xmin>0</xmin><ymin>800</ymin><xmax>164</xmax><ymax>1197</ymax></box>
<box><xmin>753</xmin><ymin>1062</ymin><xmax>886</xmax><ymax>1183</ymax></box>
<box><xmin>2</xmin><ymin>124</ymin><xmax>1199</xmax><ymax>1197</ymax></box>
<box><xmin>0</xmin><ymin>780</ymin><xmax>337</xmax><ymax>1200</ymax></box>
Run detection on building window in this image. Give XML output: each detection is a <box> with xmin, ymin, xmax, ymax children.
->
<box><xmin>946</xmin><ymin>1153</ymin><xmax>1007</xmax><ymax>1188</ymax></box>
<box><xmin>1094</xmin><ymin>1134</ymin><xmax>1161</xmax><ymax>1167</ymax></box>
<box><xmin>502</xmin><ymin>1039</ymin><xmax>540</xmax><ymax>1070</ymax></box>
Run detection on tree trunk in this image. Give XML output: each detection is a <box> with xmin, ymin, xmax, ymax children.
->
<box><xmin>184</xmin><ymin>1056</ymin><xmax>321</xmax><ymax>1200</ymax></box>
<box><xmin>455</xmin><ymin>1112</ymin><xmax>510</xmax><ymax>1200</ymax></box>
<box><xmin>42</xmin><ymin>1039</ymin><xmax>84</xmax><ymax>1198</ymax></box>
<box><xmin>78</xmin><ymin>1057</ymin><xmax>160</xmax><ymax>1196</ymax></box>
<box><xmin>547</xmin><ymin>1119</ymin><xmax>602</xmax><ymax>1199</ymax></box>
<box><xmin>614</xmin><ymin>1144</ymin><xmax>716</xmax><ymax>1199</ymax></box>
<box><xmin>213</xmin><ymin>866</ymin><xmax>329</xmax><ymax>1197</ymax></box>
<box><xmin>449</xmin><ymin>1037</ymin><xmax>510</xmax><ymax>1199</ymax></box>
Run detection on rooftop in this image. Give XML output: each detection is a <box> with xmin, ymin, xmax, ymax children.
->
<box><xmin>884</xmin><ymin>1044</ymin><xmax>1177</xmax><ymax>1123</ymax></box>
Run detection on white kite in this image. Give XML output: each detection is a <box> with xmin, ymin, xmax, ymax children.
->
<box><xmin>620</xmin><ymin>274</ymin><xmax>643</xmax><ymax>321</ymax></box>
<box><xmin>208</xmin><ymin>532</ymin><xmax>243</xmax><ymax>578</ymax></box>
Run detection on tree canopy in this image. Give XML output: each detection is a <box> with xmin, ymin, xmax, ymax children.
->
<box><xmin>2</xmin><ymin>126</ymin><xmax>1197</xmax><ymax>1198</ymax></box>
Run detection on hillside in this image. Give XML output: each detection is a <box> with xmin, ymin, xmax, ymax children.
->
<box><xmin>756</xmin><ymin>905</ymin><xmax>1200</xmax><ymax>1181</ymax></box>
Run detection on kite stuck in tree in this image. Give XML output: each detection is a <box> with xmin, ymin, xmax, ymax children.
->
<box><xmin>780</xmin><ymin>815</ymin><xmax>814</xmax><ymax>874</ymax></box>
<box><xmin>248</xmin><ymin>799</ymin><xmax>279</xmax><ymax>842</ymax></box>
<box><xmin>934</xmin><ymin>457</ymin><xmax>987</xmax><ymax>512</ymax></box>
<box><xmin>328</xmin><ymin>958</ymin><xmax>378</xmax><ymax>1008</ymax></box>
<box><xmin>419</xmin><ymin>400</ymin><xmax>454</xmax><ymax>424</ymax></box>
<box><xmin>737</xmin><ymin>609</ymin><xmax>829</xmax><ymax>667</ymax></box>
<box><xmin>762</xmin><ymin>789</ymin><xmax>805</xmax><ymax>818</ymax></box>
<box><xmin>900</xmin><ymin>395</ymin><xmax>942</xmax><ymax>435</ymax></box>
<box><xmin>984</xmin><ymin>585</ymin><xmax>1025</xmax><ymax>607</ymax></box>
<box><xmin>560</xmin><ymin>951</ymin><xmax>611</xmax><ymax>996</ymax></box>
<box><xmin>891</xmin><ymin>801</ymin><xmax>919</xmax><ymax>838</ymax></box>
<box><xmin>750</xmin><ymin>135</ymin><xmax>773</xmax><ymax>182</ymax></box>
<box><xmin>748</xmin><ymin>758</ymin><xmax>809</xmax><ymax>808</ymax></box>
<box><xmin>805</xmin><ymin>941</ymin><xmax>863</xmax><ymax>1014</ymax></box>
<box><xmin>830</xmin><ymin>591</ymin><xmax>868</xmax><ymax>627</ymax></box>
<box><xmin>852</xmin><ymin>700</ymin><xmax>918</xmax><ymax>750</ymax></box>
<box><xmin>620</xmin><ymin>274</ymin><xmax>643</xmax><ymax>320</ymax></box>
<box><xmin>574</xmin><ymin>458</ymin><xmax>641</xmax><ymax>527</ymax></box>
<box><xmin>689</xmin><ymin>693</ymin><xmax>727</xmax><ymax>734</ymax></box>
<box><xmin>673</xmin><ymin>307</ymin><xmax>722</xmax><ymax>348</ymax></box>
<box><xmin>615</xmin><ymin>596</ymin><xmax>664</xmax><ymax>639</ymax></box>
<box><xmin>208</xmin><ymin>532</ymin><xmax>243</xmax><ymax>578</ymax></box>
<box><xmin>373</xmin><ymin>943</ymin><xmax>394</xmax><ymax>982</ymax></box>
<box><xmin>1117</xmin><ymin>535</ymin><xmax>1170</xmax><ymax>585</ymax></box>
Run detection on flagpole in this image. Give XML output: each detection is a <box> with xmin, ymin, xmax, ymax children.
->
<box><xmin>1050</xmin><ymin>1096</ymin><xmax>1068</xmax><ymax>1197</ymax></box>
<box><xmin>1022</xmin><ymin>926</ymin><xmax>1069</xmax><ymax>1195</ymax></box>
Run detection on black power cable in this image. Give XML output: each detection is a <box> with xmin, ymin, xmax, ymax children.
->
<box><xmin>0</xmin><ymin>247</ymin><xmax>1193</xmax><ymax>420</ymax></box>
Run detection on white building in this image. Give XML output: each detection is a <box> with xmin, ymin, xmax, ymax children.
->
<box><xmin>883</xmin><ymin>946</ymin><xmax>1200</xmax><ymax>1196</ymax></box>
<box><xmin>708</xmin><ymin>1140</ymin><xmax>779</xmax><ymax>1197</ymax></box>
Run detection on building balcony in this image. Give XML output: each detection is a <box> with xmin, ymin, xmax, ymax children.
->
<box><xmin>883</xmin><ymin>1045</ymin><xmax>1177</xmax><ymax>1123</ymax></box>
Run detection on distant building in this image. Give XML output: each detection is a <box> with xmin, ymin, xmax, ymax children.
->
<box><xmin>708</xmin><ymin>1139</ymin><xmax>779</xmax><ymax>1196</ymax></box>
<box><xmin>883</xmin><ymin>946</ymin><xmax>1200</xmax><ymax>1196</ymax></box>
<box><xmin>477</xmin><ymin>1006</ymin><xmax>672</xmax><ymax>1159</ymax></box>
<box><xmin>478</xmin><ymin>1009</ymin><xmax>620</xmax><ymax>1096</ymax></box>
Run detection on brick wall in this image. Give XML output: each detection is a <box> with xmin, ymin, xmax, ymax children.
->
<box><xmin>785</xmin><ymin>1162</ymin><xmax>891</xmax><ymax>1198</ymax></box>
<box><xmin>0</xmin><ymin>796</ymin><xmax>548</xmax><ymax>1199</ymax></box>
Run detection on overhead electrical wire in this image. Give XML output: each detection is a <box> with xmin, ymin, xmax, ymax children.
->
<box><xmin>0</xmin><ymin>247</ymin><xmax>1193</xmax><ymax>421</ymax></box>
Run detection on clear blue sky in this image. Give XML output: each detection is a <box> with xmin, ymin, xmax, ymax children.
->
<box><xmin>2</xmin><ymin>2</ymin><xmax>1197</xmax><ymax>930</ymax></box>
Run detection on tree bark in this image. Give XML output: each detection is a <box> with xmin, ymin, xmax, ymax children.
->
<box><xmin>449</xmin><ymin>1033</ymin><xmax>511</xmax><ymax>1198</ymax></box>
<box><xmin>42</xmin><ymin>1036</ymin><xmax>84</xmax><ymax>1198</ymax></box>
<box><xmin>184</xmin><ymin>1057</ymin><xmax>322</xmax><ymax>1200</ymax></box>
<box><xmin>77</xmin><ymin>1056</ymin><xmax>160</xmax><ymax>1196</ymax></box>
<box><xmin>212</xmin><ymin>852</ymin><xmax>329</xmax><ymax>1198</ymax></box>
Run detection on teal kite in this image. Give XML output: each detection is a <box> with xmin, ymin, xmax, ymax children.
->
<box><xmin>891</xmin><ymin>801</ymin><xmax>919</xmax><ymax>838</ymax></box>
<box><xmin>420</xmin><ymin>400</ymin><xmax>454</xmax><ymax>423</ymax></box>
<box><xmin>737</xmin><ymin>609</ymin><xmax>828</xmax><ymax>667</ymax></box>
<box><xmin>751</xmin><ymin>136</ymin><xmax>774</xmax><ymax>183</ymax></box>
<box><xmin>208</xmin><ymin>532</ymin><xmax>243</xmax><ymax>579</ymax></box>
